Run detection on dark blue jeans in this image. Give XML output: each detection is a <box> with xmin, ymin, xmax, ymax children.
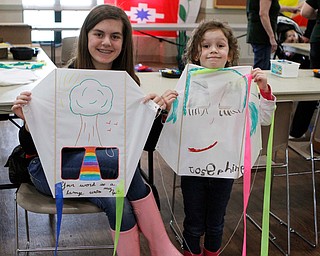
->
<box><xmin>290</xmin><ymin>41</ymin><xmax>320</xmax><ymax>138</ymax></box>
<box><xmin>181</xmin><ymin>175</ymin><xmax>234</xmax><ymax>253</ymax></box>
<box><xmin>28</xmin><ymin>157</ymin><xmax>148</xmax><ymax>231</ymax></box>
<box><xmin>251</xmin><ymin>44</ymin><xmax>272</xmax><ymax>70</ymax></box>
<box><xmin>310</xmin><ymin>41</ymin><xmax>320</xmax><ymax>69</ymax></box>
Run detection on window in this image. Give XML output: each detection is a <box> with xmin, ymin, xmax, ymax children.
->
<box><xmin>22</xmin><ymin>0</ymin><xmax>104</xmax><ymax>42</ymax></box>
<box><xmin>23</xmin><ymin>10</ymin><xmax>56</xmax><ymax>42</ymax></box>
<box><xmin>60</xmin><ymin>0</ymin><xmax>94</xmax><ymax>8</ymax></box>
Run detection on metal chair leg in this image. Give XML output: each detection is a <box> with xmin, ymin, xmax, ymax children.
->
<box><xmin>25</xmin><ymin>210</ymin><xmax>30</xmax><ymax>250</ymax></box>
<box><xmin>247</xmin><ymin>148</ymin><xmax>291</xmax><ymax>255</ymax></box>
<box><xmin>15</xmin><ymin>194</ymin><xmax>19</xmax><ymax>256</ymax></box>
<box><xmin>310</xmin><ymin>145</ymin><xmax>318</xmax><ymax>247</ymax></box>
<box><xmin>287</xmin><ymin>141</ymin><xmax>319</xmax><ymax>248</ymax></box>
<box><xmin>169</xmin><ymin>173</ymin><xmax>183</xmax><ymax>248</ymax></box>
<box><xmin>15</xmin><ymin>191</ymin><xmax>31</xmax><ymax>255</ymax></box>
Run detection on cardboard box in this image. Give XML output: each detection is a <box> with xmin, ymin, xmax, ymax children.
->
<box><xmin>0</xmin><ymin>48</ymin><xmax>8</xmax><ymax>59</ymax></box>
<box><xmin>270</xmin><ymin>59</ymin><xmax>300</xmax><ymax>78</ymax></box>
<box><xmin>0</xmin><ymin>23</ymin><xmax>32</xmax><ymax>44</ymax></box>
<box><xmin>0</xmin><ymin>42</ymin><xmax>9</xmax><ymax>59</ymax></box>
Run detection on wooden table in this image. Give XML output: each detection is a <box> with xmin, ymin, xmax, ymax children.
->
<box><xmin>0</xmin><ymin>46</ymin><xmax>56</xmax><ymax>190</ymax></box>
<box><xmin>282</xmin><ymin>43</ymin><xmax>310</xmax><ymax>56</ymax></box>
<box><xmin>0</xmin><ymin>47</ymin><xmax>56</xmax><ymax>115</ymax></box>
<box><xmin>138</xmin><ymin>69</ymin><xmax>320</xmax><ymax>101</ymax></box>
<box><xmin>1</xmin><ymin>68</ymin><xmax>319</xmax><ymax>115</ymax></box>
<box><xmin>266</xmin><ymin>70</ymin><xmax>319</xmax><ymax>101</ymax></box>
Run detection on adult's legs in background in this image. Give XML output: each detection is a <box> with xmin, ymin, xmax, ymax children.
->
<box><xmin>310</xmin><ymin>42</ymin><xmax>320</xmax><ymax>69</ymax></box>
<box><xmin>290</xmin><ymin>41</ymin><xmax>320</xmax><ymax>138</ymax></box>
<box><xmin>290</xmin><ymin>101</ymin><xmax>318</xmax><ymax>138</ymax></box>
<box><xmin>251</xmin><ymin>44</ymin><xmax>272</xmax><ymax>70</ymax></box>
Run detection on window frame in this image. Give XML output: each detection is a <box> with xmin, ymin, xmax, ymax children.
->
<box><xmin>22</xmin><ymin>0</ymin><xmax>100</xmax><ymax>44</ymax></box>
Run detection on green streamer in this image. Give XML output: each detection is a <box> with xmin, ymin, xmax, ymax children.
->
<box><xmin>113</xmin><ymin>180</ymin><xmax>125</xmax><ymax>256</ymax></box>
<box><xmin>190</xmin><ymin>67</ymin><xmax>220</xmax><ymax>75</ymax></box>
<box><xmin>0</xmin><ymin>61</ymin><xmax>45</xmax><ymax>70</ymax></box>
<box><xmin>260</xmin><ymin>108</ymin><xmax>276</xmax><ymax>256</ymax></box>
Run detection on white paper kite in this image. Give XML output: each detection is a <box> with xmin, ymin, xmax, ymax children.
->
<box><xmin>23</xmin><ymin>68</ymin><xmax>159</xmax><ymax>197</ymax></box>
<box><xmin>157</xmin><ymin>64</ymin><xmax>262</xmax><ymax>179</ymax></box>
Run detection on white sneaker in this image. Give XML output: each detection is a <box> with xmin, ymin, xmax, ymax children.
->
<box><xmin>289</xmin><ymin>133</ymin><xmax>306</xmax><ymax>140</ymax></box>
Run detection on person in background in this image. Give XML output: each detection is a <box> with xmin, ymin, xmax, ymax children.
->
<box><xmin>280</xmin><ymin>28</ymin><xmax>307</xmax><ymax>60</ymax></box>
<box><xmin>289</xmin><ymin>0</ymin><xmax>319</xmax><ymax>139</ymax></box>
<box><xmin>275</xmin><ymin>14</ymin><xmax>311</xmax><ymax>66</ymax></box>
<box><xmin>247</xmin><ymin>0</ymin><xmax>301</xmax><ymax>70</ymax></box>
<box><xmin>11</xmin><ymin>4</ymin><xmax>182</xmax><ymax>256</ymax></box>
<box><xmin>301</xmin><ymin>19</ymin><xmax>317</xmax><ymax>42</ymax></box>
<box><xmin>283</xmin><ymin>28</ymin><xmax>300</xmax><ymax>42</ymax></box>
<box><xmin>161</xmin><ymin>19</ymin><xmax>276</xmax><ymax>256</ymax></box>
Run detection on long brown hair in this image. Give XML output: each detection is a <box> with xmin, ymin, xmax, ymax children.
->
<box><xmin>184</xmin><ymin>19</ymin><xmax>240</xmax><ymax>67</ymax></box>
<box><xmin>72</xmin><ymin>4</ymin><xmax>139</xmax><ymax>85</ymax></box>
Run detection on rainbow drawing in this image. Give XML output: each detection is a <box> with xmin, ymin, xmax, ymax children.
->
<box><xmin>79</xmin><ymin>146</ymin><xmax>101</xmax><ymax>180</ymax></box>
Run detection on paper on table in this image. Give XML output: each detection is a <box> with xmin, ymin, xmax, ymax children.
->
<box><xmin>0</xmin><ymin>68</ymin><xmax>38</xmax><ymax>86</ymax></box>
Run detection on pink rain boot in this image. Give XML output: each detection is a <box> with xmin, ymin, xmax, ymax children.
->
<box><xmin>203</xmin><ymin>247</ymin><xmax>220</xmax><ymax>256</ymax></box>
<box><xmin>184</xmin><ymin>250</ymin><xmax>204</xmax><ymax>256</ymax></box>
<box><xmin>131</xmin><ymin>184</ymin><xmax>182</xmax><ymax>256</ymax></box>
<box><xmin>111</xmin><ymin>224</ymin><xmax>140</xmax><ymax>256</ymax></box>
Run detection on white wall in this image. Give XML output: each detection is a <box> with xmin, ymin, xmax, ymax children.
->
<box><xmin>1</xmin><ymin>0</ymin><xmax>21</xmax><ymax>4</ymax></box>
<box><xmin>200</xmin><ymin>0</ymin><xmax>247</xmax><ymax>23</ymax></box>
<box><xmin>0</xmin><ymin>0</ymin><xmax>23</xmax><ymax>22</ymax></box>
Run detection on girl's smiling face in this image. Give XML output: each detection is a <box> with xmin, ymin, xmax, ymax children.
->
<box><xmin>88</xmin><ymin>19</ymin><xmax>123</xmax><ymax>70</ymax></box>
<box><xmin>198</xmin><ymin>29</ymin><xmax>230</xmax><ymax>69</ymax></box>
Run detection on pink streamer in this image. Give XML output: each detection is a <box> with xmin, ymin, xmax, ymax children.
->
<box><xmin>242</xmin><ymin>74</ymin><xmax>252</xmax><ymax>256</ymax></box>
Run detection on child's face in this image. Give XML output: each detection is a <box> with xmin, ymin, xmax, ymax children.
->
<box><xmin>284</xmin><ymin>30</ymin><xmax>299</xmax><ymax>43</ymax></box>
<box><xmin>197</xmin><ymin>29</ymin><xmax>230</xmax><ymax>69</ymax></box>
<box><xmin>88</xmin><ymin>19</ymin><xmax>123</xmax><ymax>70</ymax></box>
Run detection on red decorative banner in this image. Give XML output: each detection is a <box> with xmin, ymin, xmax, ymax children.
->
<box><xmin>104</xmin><ymin>0</ymin><xmax>179</xmax><ymax>37</ymax></box>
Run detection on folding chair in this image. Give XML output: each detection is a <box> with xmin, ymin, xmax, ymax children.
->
<box><xmin>169</xmin><ymin>173</ymin><xmax>184</xmax><ymax>247</ymax></box>
<box><xmin>140</xmin><ymin>114</ymin><xmax>165</xmax><ymax>210</ymax></box>
<box><xmin>0</xmin><ymin>116</ymin><xmax>21</xmax><ymax>190</ymax></box>
<box><xmin>287</xmin><ymin>104</ymin><xmax>320</xmax><ymax>248</ymax></box>
<box><xmin>60</xmin><ymin>36</ymin><xmax>78</xmax><ymax>66</ymax></box>
<box><xmin>15</xmin><ymin>183</ymin><xmax>114</xmax><ymax>255</ymax></box>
